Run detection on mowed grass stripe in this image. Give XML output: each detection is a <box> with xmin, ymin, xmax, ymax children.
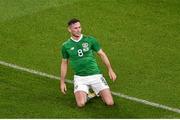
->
<box><xmin>0</xmin><ymin>60</ymin><xmax>179</xmax><ymax>114</ymax></box>
<box><xmin>0</xmin><ymin>0</ymin><xmax>81</xmax><ymax>23</ymax></box>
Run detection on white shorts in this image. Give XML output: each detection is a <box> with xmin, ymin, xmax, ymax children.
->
<box><xmin>74</xmin><ymin>74</ymin><xmax>109</xmax><ymax>95</ymax></box>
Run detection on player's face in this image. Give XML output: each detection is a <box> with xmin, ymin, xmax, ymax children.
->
<box><xmin>68</xmin><ymin>22</ymin><xmax>82</xmax><ymax>37</ymax></box>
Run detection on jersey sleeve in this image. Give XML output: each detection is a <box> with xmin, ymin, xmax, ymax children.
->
<box><xmin>61</xmin><ymin>44</ymin><xmax>69</xmax><ymax>59</ymax></box>
<box><xmin>91</xmin><ymin>37</ymin><xmax>101</xmax><ymax>52</ymax></box>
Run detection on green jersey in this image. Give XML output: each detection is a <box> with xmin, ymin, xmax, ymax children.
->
<box><xmin>61</xmin><ymin>35</ymin><xmax>101</xmax><ymax>76</ymax></box>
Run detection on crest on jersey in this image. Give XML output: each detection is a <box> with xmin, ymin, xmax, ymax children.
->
<box><xmin>82</xmin><ymin>43</ymin><xmax>89</xmax><ymax>52</ymax></box>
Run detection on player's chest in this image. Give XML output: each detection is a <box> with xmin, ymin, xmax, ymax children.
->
<box><xmin>67</xmin><ymin>42</ymin><xmax>92</xmax><ymax>57</ymax></box>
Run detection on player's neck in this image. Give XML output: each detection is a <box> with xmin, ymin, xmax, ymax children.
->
<box><xmin>71</xmin><ymin>34</ymin><xmax>83</xmax><ymax>42</ymax></box>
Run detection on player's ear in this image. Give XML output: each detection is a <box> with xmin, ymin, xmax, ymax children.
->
<box><xmin>68</xmin><ymin>26</ymin><xmax>71</xmax><ymax>33</ymax></box>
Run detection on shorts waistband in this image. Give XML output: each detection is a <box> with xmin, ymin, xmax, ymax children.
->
<box><xmin>74</xmin><ymin>74</ymin><xmax>102</xmax><ymax>78</ymax></box>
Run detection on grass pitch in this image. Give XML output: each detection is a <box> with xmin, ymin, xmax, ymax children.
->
<box><xmin>0</xmin><ymin>0</ymin><xmax>180</xmax><ymax>118</ymax></box>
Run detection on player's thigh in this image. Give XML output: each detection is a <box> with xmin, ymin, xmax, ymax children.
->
<box><xmin>74</xmin><ymin>84</ymin><xmax>89</xmax><ymax>106</ymax></box>
<box><xmin>91</xmin><ymin>75</ymin><xmax>109</xmax><ymax>95</ymax></box>
<box><xmin>99</xmin><ymin>88</ymin><xmax>114</xmax><ymax>105</ymax></box>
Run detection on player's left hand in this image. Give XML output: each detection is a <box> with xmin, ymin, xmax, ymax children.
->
<box><xmin>108</xmin><ymin>69</ymin><xmax>117</xmax><ymax>82</ymax></box>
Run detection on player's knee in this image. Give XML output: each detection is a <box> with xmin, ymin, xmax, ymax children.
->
<box><xmin>77</xmin><ymin>101</ymin><xmax>86</xmax><ymax>108</ymax></box>
<box><xmin>106</xmin><ymin>100</ymin><xmax>114</xmax><ymax>106</ymax></box>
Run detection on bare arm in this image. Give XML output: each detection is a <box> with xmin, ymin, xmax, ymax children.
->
<box><xmin>60</xmin><ymin>59</ymin><xmax>68</xmax><ymax>94</ymax></box>
<box><xmin>97</xmin><ymin>49</ymin><xmax>117</xmax><ymax>81</ymax></box>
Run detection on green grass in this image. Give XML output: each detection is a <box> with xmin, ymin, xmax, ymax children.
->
<box><xmin>0</xmin><ymin>0</ymin><xmax>180</xmax><ymax>118</ymax></box>
<box><xmin>0</xmin><ymin>65</ymin><xmax>179</xmax><ymax>118</ymax></box>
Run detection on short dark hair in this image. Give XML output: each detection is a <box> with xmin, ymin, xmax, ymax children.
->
<box><xmin>68</xmin><ymin>18</ymin><xmax>80</xmax><ymax>26</ymax></box>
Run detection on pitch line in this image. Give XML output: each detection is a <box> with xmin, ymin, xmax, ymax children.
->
<box><xmin>0</xmin><ymin>60</ymin><xmax>180</xmax><ymax>114</ymax></box>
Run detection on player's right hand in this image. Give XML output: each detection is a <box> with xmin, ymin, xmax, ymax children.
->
<box><xmin>60</xmin><ymin>82</ymin><xmax>67</xmax><ymax>94</ymax></box>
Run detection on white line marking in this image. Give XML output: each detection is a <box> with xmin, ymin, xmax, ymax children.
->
<box><xmin>111</xmin><ymin>92</ymin><xmax>180</xmax><ymax>114</ymax></box>
<box><xmin>0</xmin><ymin>60</ymin><xmax>72</xmax><ymax>83</ymax></box>
<box><xmin>0</xmin><ymin>60</ymin><xmax>180</xmax><ymax>114</ymax></box>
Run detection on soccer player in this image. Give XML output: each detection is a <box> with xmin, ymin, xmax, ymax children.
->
<box><xmin>60</xmin><ymin>18</ymin><xmax>117</xmax><ymax>107</ymax></box>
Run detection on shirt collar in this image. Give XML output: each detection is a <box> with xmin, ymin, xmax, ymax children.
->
<box><xmin>71</xmin><ymin>34</ymin><xmax>83</xmax><ymax>42</ymax></box>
